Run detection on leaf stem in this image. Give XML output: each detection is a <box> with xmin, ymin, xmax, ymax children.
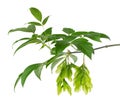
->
<box><xmin>94</xmin><ymin>43</ymin><xmax>120</xmax><ymax>50</ymax></box>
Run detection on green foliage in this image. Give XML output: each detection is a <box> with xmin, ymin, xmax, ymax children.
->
<box><xmin>72</xmin><ymin>38</ymin><xmax>94</xmax><ymax>59</ymax></box>
<box><xmin>14</xmin><ymin>63</ymin><xmax>44</xmax><ymax>90</ymax></box>
<box><xmin>63</xmin><ymin>28</ymin><xmax>75</xmax><ymax>34</ymax></box>
<box><xmin>9</xmin><ymin>7</ymin><xmax>110</xmax><ymax>95</ymax></box>
<box><xmin>30</xmin><ymin>7</ymin><xmax>42</xmax><ymax>21</ymax></box>
<box><xmin>13</xmin><ymin>34</ymin><xmax>41</xmax><ymax>54</ymax></box>
<box><xmin>42</xmin><ymin>16</ymin><xmax>50</xmax><ymax>25</ymax></box>
<box><xmin>28</xmin><ymin>22</ymin><xmax>42</xmax><ymax>26</ymax></box>
<box><xmin>8</xmin><ymin>25</ymin><xmax>36</xmax><ymax>33</ymax></box>
<box><xmin>52</xmin><ymin>40</ymin><xmax>70</xmax><ymax>55</ymax></box>
<box><xmin>34</xmin><ymin>63</ymin><xmax>45</xmax><ymax>79</ymax></box>
<box><xmin>71</xmin><ymin>31</ymin><xmax>110</xmax><ymax>42</ymax></box>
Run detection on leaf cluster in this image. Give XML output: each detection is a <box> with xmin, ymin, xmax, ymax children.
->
<box><xmin>9</xmin><ymin>7</ymin><xmax>110</xmax><ymax>95</ymax></box>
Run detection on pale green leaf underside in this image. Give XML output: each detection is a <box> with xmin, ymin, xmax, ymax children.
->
<box><xmin>51</xmin><ymin>57</ymin><xmax>64</xmax><ymax>72</ymax></box>
<box><xmin>70</xmin><ymin>54</ymin><xmax>77</xmax><ymax>63</ymax></box>
<box><xmin>34</xmin><ymin>63</ymin><xmax>45</xmax><ymax>79</ymax></box>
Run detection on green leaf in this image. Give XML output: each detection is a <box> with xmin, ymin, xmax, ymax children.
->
<box><xmin>63</xmin><ymin>28</ymin><xmax>75</xmax><ymax>34</ymax></box>
<box><xmin>72</xmin><ymin>38</ymin><xmax>94</xmax><ymax>59</ymax></box>
<box><xmin>28</xmin><ymin>21</ymin><xmax>42</xmax><ymax>26</ymax></box>
<box><xmin>63</xmin><ymin>35</ymin><xmax>76</xmax><ymax>42</ymax></box>
<box><xmin>14</xmin><ymin>73</ymin><xmax>23</xmax><ymax>90</ymax></box>
<box><xmin>84</xmin><ymin>32</ymin><xmax>110</xmax><ymax>42</ymax></box>
<box><xmin>30</xmin><ymin>7</ymin><xmax>42</xmax><ymax>21</ymax></box>
<box><xmin>34</xmin><ymin>63</ymin><xmax>44</xmax><ymax>79</ymax></box>
<box><xmin>46</xmin><ymin>56</ymin><xmax>58</xmax><ymax>68</ymax></box>
<box><xmin>53</xmin><ymin>40</ymin><xmax>70</xmax><ymax>55</ymax></box>
<box><xmin>14</xmin><ymin>37</ymin><xmax>41</xmax><ymax>54</ymax></box>
<box><xmin>47</xmin><ymin>34</ymin><xmax>66</xmax><ymax>42</ymax></box>
<box><xmin>70</xmin><ymin>54</ymin><xmax>77</xmax><ymax>63</ymax></box>
<box><xmin>41</xmin><ymin>27</ymin><xmax>52</xmax><ymax>36</ymax></box>
<box><xmin>42</xmin><ymin>16</ymin><xmax>49</xmax><ymax>25</ymax></box>
<box><xmin>27</xmin><ymin>25</ymin><xmax>36</xmax><ymax>33</ymax></box>
<box><xmin>71</xmin><ymin>31</ymin><xmax>87</xmax><ymax>37</ymax></box>
<box><xmin>71</xmin><ymin>31</ymin><xmax>110</xmax><ymax>42</ymax></box>
<box><xmin>21</xmin><ymin>64</ymin><xmax>40</xmax><ymax>86</ymax></box>
<box><xmin>84</xmin><ymin>32</ymin><xmax>101</xmax><ymax>42</ymax></box>
<box><xmin>12</xmin><ymin>38</ymin><xmax>30</xmax><ymax>46</ymax></box>
<box><xmin>9</xmin><ymin>25</ymin><xmax>36</xmax><ymax>33</ymax></box>
<box><xmin>97</xmin><ymin>32</ymin><xmax>110</xmax><ymax>39</ymax></box>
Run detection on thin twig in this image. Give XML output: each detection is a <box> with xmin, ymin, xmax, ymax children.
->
<box><xmin>71</xmin><ymin>43</ymin><xmax>120</xmax><ymax>54</ymax></box>
<box><xmin>94</xmin><ymin>43</ymin><xmax>120</xmax><ymax>50</ymax></box>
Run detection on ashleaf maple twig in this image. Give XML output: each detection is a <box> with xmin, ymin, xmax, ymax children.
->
<box><xmin>9</xmin><ymin>7</ymin><xmax>120</xmax><ymax>95</ymax></box>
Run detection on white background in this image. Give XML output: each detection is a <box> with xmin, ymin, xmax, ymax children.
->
<box><xmin>0</xmin><ymin>0</ymin><xmax>120</xmax><ymax>108</ymax></box>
